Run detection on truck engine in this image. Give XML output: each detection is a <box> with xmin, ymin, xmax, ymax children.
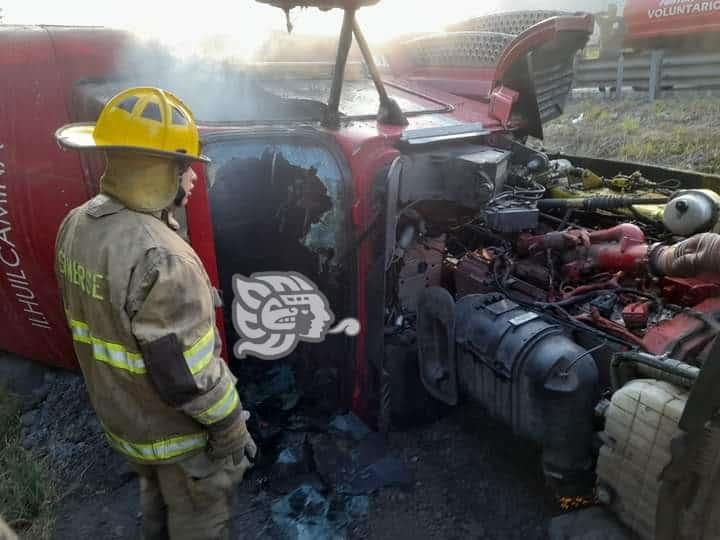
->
<box><xmin>383</xmin><ymin>132</ymin><xmax>720</xmax><ymax>539</ymax></box>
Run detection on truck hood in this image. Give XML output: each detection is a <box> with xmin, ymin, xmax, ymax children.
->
<box><xmin>383</xmin><ymin>12</ymin><xmax>594</xmax><ymax>138</ymax></box>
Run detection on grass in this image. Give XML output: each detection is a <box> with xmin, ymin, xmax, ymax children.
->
<box><xmin>542</xmin><ymin>94</ymin><xmax>720</xmax><ymax>176</ymax></box>
<box><xmin>619</xmin><ymin>125</ymin><xmax>720</xmax><ymax>173</ymax></box>
<box><xmin>621</xmin><ymin>118</ymin><xmax>640</xmax><ymax>135</ymax></box>
<box><xmin>0</xmin><ymin>389</ymin><xmax>55</xmax><ymax>540</ymax></box>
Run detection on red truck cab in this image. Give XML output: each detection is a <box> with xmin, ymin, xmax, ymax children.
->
<box><xmin>0</xmin><ymin>16</ymin><xmax>592</xmax><ymax>414</ymax></box>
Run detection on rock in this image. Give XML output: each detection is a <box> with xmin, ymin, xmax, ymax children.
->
<box><xmin>24</xmin><ymin>385</ymin><xmax>49</xmax><ymax>410</ymax></box>
<box><xmin>462</xmin><ymin>520</ymin><xmax>486</xmax><ymax>537</ymax></box>
<box><xmin>0</xmin><ymin>353</ymin><xmax>49</xmax><ymax>396</ymax></box>
<box><xmin>20</xmin><ymin>410</ymin><xmax>38</xmax><ymax>428</ymax></box>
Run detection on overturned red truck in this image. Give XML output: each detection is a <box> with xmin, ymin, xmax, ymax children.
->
<box><xmin>2</xmin><ymin>3</ymin><xmax>720</xmax><ymax>538</ymax></box>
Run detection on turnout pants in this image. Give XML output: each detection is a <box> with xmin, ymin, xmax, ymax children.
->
<box><xmin>131</xmin><ymin>452</ymin><xmax>250</xmax><ymax>540</ymax></box>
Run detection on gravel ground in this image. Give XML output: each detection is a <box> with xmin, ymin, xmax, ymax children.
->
<box><xmin>17</xmin><ymin>368</ymin><xmax>554</xmax><ymax>540</ymax></box>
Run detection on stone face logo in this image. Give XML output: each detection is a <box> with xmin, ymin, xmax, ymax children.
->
<box><xmin>232</xmin><ymin>271</ymin><xmax>360</xmax><ymax>360</ymax></box>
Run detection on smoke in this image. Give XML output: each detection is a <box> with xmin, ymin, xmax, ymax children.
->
<box><xmin>108</xmin><ymin>36</ymin><xmax>329</xmax><ymax>122</ymax></box>
<box><xmin>68</xmin><ymin>0</ymin><xmax>610</xmax><ymax>123</ymax></box>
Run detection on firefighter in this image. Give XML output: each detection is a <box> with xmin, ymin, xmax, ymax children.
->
<box><xmin>162</xmin><ymin>163</ymin><xmax>197</xmax><ymax>233</ymax></box>
<box><xmin>54</xmin><ymin>87</ymin><xmax>256</xmax><ymax>540</ymax></box>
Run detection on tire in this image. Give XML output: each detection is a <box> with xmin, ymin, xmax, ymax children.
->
<box><xmin>446</xmin><ymin>10</ymin><xmax>570</xmax><ymax>35</ymax></box>
<box><xmin>389</xmin><ymin>31</ymin><xmax>515</xmax><ymax>69</ymax></box>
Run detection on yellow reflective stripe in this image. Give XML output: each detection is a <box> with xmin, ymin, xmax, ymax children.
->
<box><xmin>184</xmin><ymin>327</ymin><xmax>215</xmax><ymax>375</ymax></box>
<box><xmin>70</xmin><ymin>319</ymin><xmax>215</xmax><ymax>376</ymax></box>
<box><xmin>193</xmin><ymin>384</ymin><xmax>240</xmax><ymax>426</ymax></box>
<box><xmin>69</xmin><ymin>319</ymin><xmax>146</xmax><ymax>374</ymax></box>
<box><xmin>69</xmin><ymin>319</ymin><xmax>91</xmax><ymax>344</ymax></box>
<box><xmin>103</xmin><ymin>425</ymin><xmax>207</xmax><ymax>462</ymax></box>
<box><xmin>91</xmin><ymin>341</ymin><xmax>146</xmax><ymax>374</ymax></box>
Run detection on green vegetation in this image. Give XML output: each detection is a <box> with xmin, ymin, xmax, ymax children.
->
<box><xmin>621</xmin><ymin>118</ymin><xmax>640</xmax><ymax>135</ymax></box>
<box><xmin>583</xmin><ymin>104</ymin><xmax>609</xmax><ymax>122</ymax></box>
<box><xmin>541</xmin><ymin>94</ymin><xmax>720</xmax><ymax>176</ymax></box>
<box><xmin>0</xmin><ymin>389</ymin><xmax>55</xmax><ymax>540</ymax></box>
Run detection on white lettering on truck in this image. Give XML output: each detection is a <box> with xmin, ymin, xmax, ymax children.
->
<box><xmin>649</xmin><ymin>0</ymin><xmax>720</xmax><ymax>17</ymax></box>
<box><xmin>0</xmin><ymin>145</ymin><xmax>52</xmax><ymax>330</ymax></box>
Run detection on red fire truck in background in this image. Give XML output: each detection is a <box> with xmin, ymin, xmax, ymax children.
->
<box><xmin>597</xmin><ymin>0</ymin><xmax>720</xmax><ymax>56</ymax></box>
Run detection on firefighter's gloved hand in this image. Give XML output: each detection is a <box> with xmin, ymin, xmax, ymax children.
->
<box><xmin>652</xmin><ymin>233</ymin><xmax>720</xmax><ymax>276</ymax></box>
<box><xmin>207</xmin><ymin>410</ymin><xmax>258</xmax><ymax>464</ymax></box>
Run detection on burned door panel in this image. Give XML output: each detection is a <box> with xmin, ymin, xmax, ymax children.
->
<box><xmin>204</xmin><ymin>136</ymin><xmax>352</xmax><ymax>358</ymax></box>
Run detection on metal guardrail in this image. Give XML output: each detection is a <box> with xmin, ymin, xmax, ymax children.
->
<box><xmin>574</xmin><ymin>51</ymin><xmax>720</xmax><ymax>99</ymax></box>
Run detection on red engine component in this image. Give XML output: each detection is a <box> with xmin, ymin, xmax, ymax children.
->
<box><xmin>643</xmin><ymin>297</ymin><xmax>720</xmax><ymax>362</ymax></box>
<box><xmin>563</xmin><ymin>224</ymin><xmax>649</xmax><ymax>281</ymax></box>
<box><xmin>661</xmin><ymin>275</ymin><xmax>720</xmax><ymax>306</ymax></box>
<box><xmin>454</xmin><ymin>250</ymin><xmax>493</xmax><ymax>298</ymax></box>
<box><xmin>622</xmin><ymin>301</ymin><xmax>651</xmax><ymax>329</ymax></box>
<box><xmin>519</xmin><ymin>224</ymin><xmax>649</xmax><ymax>282</ymax></box>
<box><xmin>576</xmin><ymin>307</ymin><xmax>647</xmax><ymax>348</ymax></box>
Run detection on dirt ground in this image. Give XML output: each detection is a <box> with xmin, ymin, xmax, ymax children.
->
<box><xmin>17</xmin><ymin>367</ymin><xmax>553</xmax><ymax>540</ymax></box>
<box><xmin>12</xmin><ymin>91</ymin><xmax>719</xmax><ymax>540</ymax></box>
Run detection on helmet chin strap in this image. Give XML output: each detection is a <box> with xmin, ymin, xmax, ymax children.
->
<box><xmin>173</xmin><ymin>185</ymin><xmax>187</xmax><ymax>207</ymax></box>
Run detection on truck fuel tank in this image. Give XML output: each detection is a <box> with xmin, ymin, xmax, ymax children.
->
<box><xmin>417</xmin><ymin>289</ymin><xmax>600</xmax><ymax>483</ymax></box>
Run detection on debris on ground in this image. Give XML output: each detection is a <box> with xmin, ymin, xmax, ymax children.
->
<box><xmin>328</xmin><ymin>413</ymin><xmax>371</xmax><ymax>441</ymax></box>
<box><xmin>256</xmin><ymin>393</ymin><xmax>411</xmax><ymax>537</ymax></box>
<box><xmin>14</xmin><ymin>354</ymin><xmax>556</xmax><ymax>540</ymax></box>
<box><xmin>310</xmin><ymin>431</ymin><xmax>413</xmax><ymax>495</ymax></box>
<box><xmin>245</xmin><ymin>364</ymin><xmax>302</xmax><ymax>414</ymax></box>
<box><xmin>270</xmin><ymin>484</ymin><xmax>368</xmax><ymax>540</ymax></box>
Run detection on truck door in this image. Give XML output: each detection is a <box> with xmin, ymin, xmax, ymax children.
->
<box><xmin>195</xmin><ymin>129</ymin><xmax>357</xmax><ymax>405</ymax></box>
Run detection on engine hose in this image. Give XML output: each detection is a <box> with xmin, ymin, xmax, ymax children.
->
<box><xmin>650</xmin><ymin>233</ymin><xmax>720</xmax><ymax>277</ymax></box>
<box><xmin>535</xmin><ymin>287</ymin><xmax>660</xmax><ymax>309</ymax></box>
<box><xmin>537</xmin><ymin>196</ymin><xmax>668</xmax><ymax>212</ymax></box>
<box><xmin>491</xmin><ymin>262</ymin><xmax>642</xmax><ymax>348</ymax></box>
<box><xmin>611</xmin><ymin>351</ymin><xmax>699</xmax><ymax>391</ymax></box>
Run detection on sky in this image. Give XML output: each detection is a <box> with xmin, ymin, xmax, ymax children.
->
<box><xmin>2</xmin><ymin>0</ymin><xmax>609</xmax><ymax>58</ymax></box>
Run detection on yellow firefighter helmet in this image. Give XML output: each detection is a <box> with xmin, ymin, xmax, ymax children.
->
<box><xmin>55</xmin><ymin>87</ymin><xmax>209</xmax><ymax>163</ymax></box>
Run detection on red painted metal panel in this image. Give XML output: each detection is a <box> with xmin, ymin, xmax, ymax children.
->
<box><xmin>0</xmin><ymin>27</ymin><xmax>84</xmax><ymax>368</ymax></box>
<box><xmin>0</xmin><ymin>27</ymin><xmax>126</xmax><ymax>369</ymax></box>
<box><xmin>492</xmin><ymin>14</ymin><xmax>594</xmax><ymax>82</ymax></box>
<box><xmin>186</xmin><ymin>162</ymin><xmax>227</xmax><ymax>362</ymax></box>
<box><xmin>333</xmin><ymin>129</ymin><xmax>400</xmax><ymax>419</ymax></box>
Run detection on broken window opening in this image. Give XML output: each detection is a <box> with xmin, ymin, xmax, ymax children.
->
<box><xmin>204</xmin><ymin>137</ymin><xmax>351</xmax><ymax>349</ymax></box>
